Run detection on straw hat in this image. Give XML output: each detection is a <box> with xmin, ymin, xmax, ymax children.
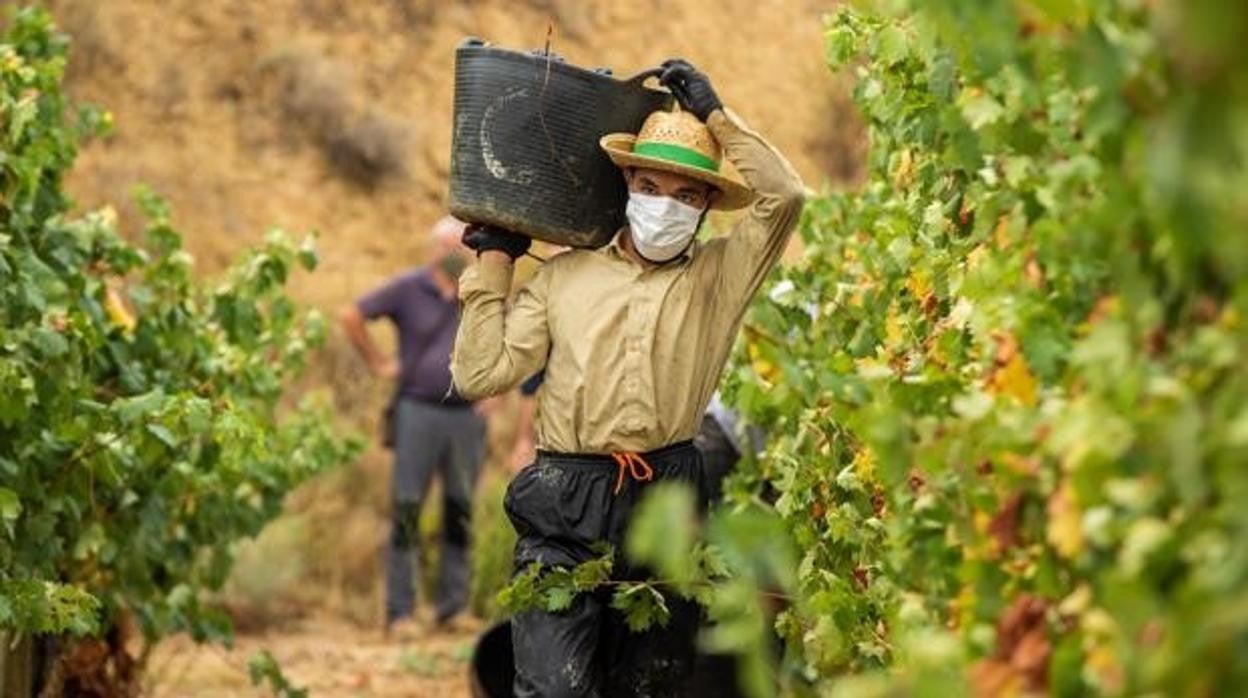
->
<box><xmin>600</xmin><ymin>109</ymin><xmax>754</xmax><ymax>210</ymax></box>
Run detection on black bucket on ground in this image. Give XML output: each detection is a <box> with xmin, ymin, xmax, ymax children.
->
<box><xmin>470</xmin><ymin>620</ymin><xmax>515</xmax><ymax>698</ymax></box>
<box><xmin>448</xmin><ymin>38</ymin><xmax>672</xmax><ymax>249</ymax></box>
<box><xmin>470</xmin><ymin>619</ymin><xmax>749</xmax><ymax>698</ymax></box>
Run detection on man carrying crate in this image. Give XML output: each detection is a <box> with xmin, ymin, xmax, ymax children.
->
<box><xmin>451</xmin><ymin>59</ymin><xmax>805</xmax><ymax>696</ymax></box>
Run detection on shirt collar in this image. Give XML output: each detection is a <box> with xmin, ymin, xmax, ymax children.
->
<box><xmin>608</xmin><ymin>227</ymin><xmax>697</xmax><ymax>267</ymax></box>
<box><xmin>416</xmin><ymin>267</ymin><xmax>439</xmax><ymax>290</ymax></box>
<box><xmin>416</xmin><ymin>266</ymin><xmax>455</xmax><ymax>300</ymax></box>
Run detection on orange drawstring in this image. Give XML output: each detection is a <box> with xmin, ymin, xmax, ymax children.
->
<box><xmin>611</xmin><ymin>452</ymin><xmax>655</xmax><ymax>494</ymax></box>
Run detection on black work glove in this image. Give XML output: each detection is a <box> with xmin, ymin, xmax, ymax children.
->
<box><xmin>659</xmin><ymin>58</ymin><xmax>722</xmax><ymax>122</ymax></box>
<box><xmin>462</xmin><ymin>223</ymin><xmax>531</xmax><ymax>260</ymax></box>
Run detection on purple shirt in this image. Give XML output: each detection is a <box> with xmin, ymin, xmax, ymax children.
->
<box><xmin>357</xmin><ymin>267</ymin><xmax>469</xmax><ymax>405</ymax></box>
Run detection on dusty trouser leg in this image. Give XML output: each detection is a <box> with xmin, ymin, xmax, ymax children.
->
<box><xmin>433</xmin><ymin>409</ymin><xmax>486</xmax><ymax>622</ymax></box>
<box><xmin>385</xmin><ymin>400</ymin><xmax>444</xmax><ymax>625</ymax></box>
<box><xmin>601</xmin><ymin>594</ymin><xmax>701</xmax><ymax>698</ymax></box>
<box><xmin>602</xmin><ymin>445</ymin><xmax>706</xmax><ymax>697</ymax></box>
<box><xmin>512</xmin><ymin>593</ymin><xmax>604</xmax><ymax>698</ymax></box>
<box><xmin>505</xmin><ymin>458</ymin><xmax>616</xmax><ymax>697</ymax></box>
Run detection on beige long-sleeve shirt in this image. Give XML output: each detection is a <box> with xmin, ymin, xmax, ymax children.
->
<box><xmin>450</xmin><ymin>108</ymin><xmax>805</xmax><ymax>454</ymax></box>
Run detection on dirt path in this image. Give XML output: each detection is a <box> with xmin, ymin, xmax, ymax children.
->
<box><xmin>145</xmin><ymin>615</ymin><xmax>484</xmax><ymax>697</ymax></box>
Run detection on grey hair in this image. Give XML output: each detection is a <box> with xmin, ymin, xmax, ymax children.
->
<box><xmin>431</xmin><ymin>215</ymin><xmax>466</xmax><ymax>242</ymax></box>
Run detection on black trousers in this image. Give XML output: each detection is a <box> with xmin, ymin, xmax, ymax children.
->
<box><xmin>504</xmin><ymin>441</ymin><xmax>705</xmax><ymax>698</ymax></box>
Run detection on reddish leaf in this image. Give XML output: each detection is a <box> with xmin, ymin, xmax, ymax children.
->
<box><xmin>989</xmin><ymin>493</ymin><xmax>1024</xmax><ymax>553</ymax></box>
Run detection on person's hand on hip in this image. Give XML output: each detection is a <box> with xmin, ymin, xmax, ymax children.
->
<box><xmin>372</xmin><ymin>356</ymin><xmax>400</xmax><ymax>379</ymax></box>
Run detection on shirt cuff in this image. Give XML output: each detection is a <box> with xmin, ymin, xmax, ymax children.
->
<box><xmin>706</xmin><ymin>107</ymin><xmax>748</xmax><ymax>140</ymax></box>
<box><xmin>706</xmin><ymin>106</ymin><xmax>807</xmax><ymax>201</ymax></box>
<box><xmin>458</xmin><ymin>257</ymin><xmax>514</xmax><ymax>299</ymax></box>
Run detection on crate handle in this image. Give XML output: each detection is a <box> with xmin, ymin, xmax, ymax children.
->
<box><xmin>624</xmin><ymin>67</ymin><xmax>665</xmax><ymax>87</ymax></box>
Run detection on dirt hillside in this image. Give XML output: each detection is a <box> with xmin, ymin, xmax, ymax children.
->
<box><xmin>49</xmin><ymin>0</ymin><xmax>860</xmax><ymax>309</ymax></box>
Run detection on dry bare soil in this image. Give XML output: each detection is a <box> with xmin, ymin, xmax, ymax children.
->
<box><xmin>146</xmin><ymin>614</ymin><xmax>481</xmax><ymax>697</ymax></box>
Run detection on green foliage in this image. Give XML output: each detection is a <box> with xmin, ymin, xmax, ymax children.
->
<box><xmin>248</xmin><ymin>650</ymin><xmax>309</xmax><ymax>698</ymax></box>
<box><xmin>698</xmin><ymin>504</ymin><xmax>799</xmax><ymax>698</ymax></box>
<box><xmin>497</xmin><ymin>548</ymin><xmax>614</xmax><ymax>616</ymax></box>
<box><xmin>625</xmin><ymin>482</ymin><xmax>699</xmax><ymax>594</ymax></box>
<box><xmin>0</xmin><ymin>5</ymin><xmax>358</xmax><ymax>649</ymax></box>
<box><xmin>717</xmin><ymin>0</ymin><xmax>1248</xmax><ymax>695</ymax></box>
<box><xmin>609</xmin><ymin>582</ymin><xmax>670</xmax><ymax>633</ymax></box>
<box><xmin>468</xmin><ymin>474</ymin><xmax>518</xmax><ymax>620</ymax></box>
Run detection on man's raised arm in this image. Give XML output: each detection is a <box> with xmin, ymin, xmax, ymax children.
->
<box><xmin>707</xmin><ymin>106</ymin><xmax>806</xmax><ymax>315</ymax></box>
<box><xmin>657</xmin><ymin>58</ymin><xmax>806</xmax><ymax>314</ymax></box>
<box><xmin>450</xmin><ymin>249</ymin><xmax>550</xmax><ymax>400</ymax></box>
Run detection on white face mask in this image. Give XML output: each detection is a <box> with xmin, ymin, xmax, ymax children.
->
<box><xmin>625</xmin><ymin>192</ymin><xmax>704</xmax><ymax>263</ymax></box>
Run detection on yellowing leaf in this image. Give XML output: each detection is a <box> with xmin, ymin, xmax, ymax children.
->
<box><xmin>1019</xmin><ymin>0</ymin><xmax>1090</xmax><ymax>28</ymax></box>
<box><xmin>973</xmin><ymin>509</ymin><xmax>992</xmax><ymax>536</ymax></box>
<box><xmin>993</xmin><ymin>214</ymin><xmax>1013</xmax><ymax>249</ymax></box>
<box><xmin>851</xmin><ymin>448</ymin><xmax>877</xmax><ymax>481</ymax></box>
<box><xmin>1084</xmin><ymin>642</ymin><xmax>1125</xmax><ymax>695</ymax></box>
<box><xmin>952</xmin><ymin>584</ymin><xmax>976</xmax><ymax>630</ymax></box>
<box><xmin>1046</xmin><ymin>482</ymin><xmax>1084</xmax><ymax>558</ymax></box>
<box><xmin>1000</xmin><ymin>452</ymin><xmax>1040</xmax><ymax>476</ymax></box>
<box><xmin>1057</xmin><ymin>584</ymin><xmax>1092</xmax><ymax>617</ymax></box>
<box><xmin>1219</xmin><ymin>305</ymin><xmax>1240</xmax><ymax>330</ymax></box>
<box><xmin>989</xmin><ymin>353</ymin><xmax>1039</xmax><ymax>405</ymax></box>
<box><xmin>752</xmin><ymin>358</ymin><xmax>779</xmax><ymax>384</ymax></box>
<box><xmin>988</xmin><ymin>333</ymin><xmax>1039</xmax><ymax>406</ymax></box>
<box><xmin>104</xmin><ymin>286</ymin><xmax>137</xmax><ymax>332</ymax></box>
<box><xmin>891</xmin><ymin>148</ymin><xmax>915</xmax><ymax>188</ymax></box>
<box><xmin>746</xmin><ymin>340</ymin><xmax>780</xmax><ymax>384</ymax></box>
<box><xmin>855</xmin><ymin>357</ymin><xmax>893</xmax><ymax>380</ymax></box>
<box><xmin>906</xmin><ymin>270</ymin><xmax>932</xmax><ymax>301</ymax></box>
<box><xmin>966</xmin><ymin>243</ymin><xmax>991</xmax><ymax>269</ymax></box>
<box><xmin>1084</xmin><ymin>295</ymin><xmax>1120</xmax><ymax>327</ymax></box>
<box><xmin>884</xmin><ymin>302</ymin><xmax>906</xmax><ymax>347</ymax></box>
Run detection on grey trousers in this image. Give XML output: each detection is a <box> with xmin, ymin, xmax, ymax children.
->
<box><xmin>386</xmin><ymin>398</ymin><xmax>486</xmax><ymax>624</ymax></box>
